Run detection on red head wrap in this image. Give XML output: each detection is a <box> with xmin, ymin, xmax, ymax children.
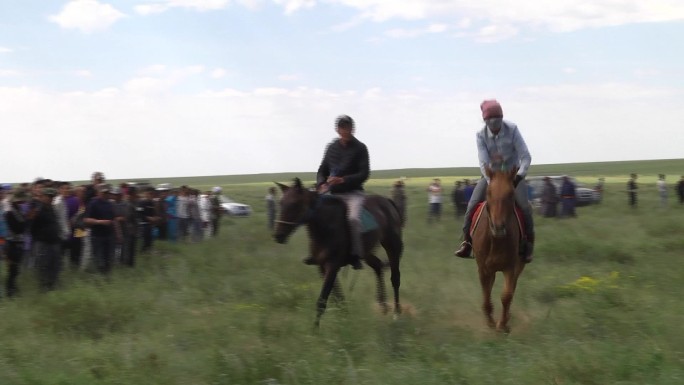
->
<box><xmin>480</xmin><ymin>99</ymin><xmax>503</xmax><ymax>120</ymax></box>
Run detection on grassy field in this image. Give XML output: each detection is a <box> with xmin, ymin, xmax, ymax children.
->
<box><xmin>1</xmin><ymin>159</ymin><xmax>684</xmax><ymax>385</ymax></box>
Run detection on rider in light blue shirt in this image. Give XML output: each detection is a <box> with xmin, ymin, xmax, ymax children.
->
<box><xmin>454</xmin><ymin>100</ymin><xmax>535</xmax><ymax>263</ymax></box>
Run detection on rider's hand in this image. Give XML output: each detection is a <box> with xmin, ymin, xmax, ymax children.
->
<box><xmin>318</xmin><ymin>183</ymin><xmax>330</xmax><ymax>194</ymax></box>
<box><xmin>514</xmin><ymin>175</ymin><xmax>524</xmax><ymax>187</ymax></box>
<box><xmin>327</xmin><ymin>176</ymin><xmax>344</xmax><ymax>186</ymax></box>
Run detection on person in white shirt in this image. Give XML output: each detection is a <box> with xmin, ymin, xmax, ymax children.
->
<box><xmin>426</xmin><ymin>178</ymin><xmax>443</xmax><ymax>223</ymax></box>
<box><xmin>657</xmin><ymin>174</ymin><xmax>667</xmax><ymax>207</ymax></box>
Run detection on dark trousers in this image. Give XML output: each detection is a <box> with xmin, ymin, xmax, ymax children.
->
<box><xmin>6</xmin><ymin>241</ymin><xmax>24</xmax><ymax>297</ymax></box>
<box><xmin>211</xmin><ymin>217</ymin><xmax>221</xmax><ymax>236</ymax></box>
<box><xmin>140</xmin><ymin>224</ymin><xmax>153</xmax><ymax>252</ymax></box>
<box><xmin>35</xmin><ymin>241</ymin><xmax>62</xmax><ymax>291</ymax></box>
<box><xmin>65</xmin><ymin>237</ymin><xmax>82</xmax><ymax>269</ymax></box>
<box><xmin>91</xmin><ymin>235</ymin><xmax>113</xmax><ymax>275</ymax></box>
<box><xmin>428</xmin><ymin>202</ymin><xmax>442</xmax><ymax>222</ymax></box>
<box><xmin>156</xmin><ymin>221</ymin><xmax>167</xmax><ymax>240</ymax></box>
<box><xmin>629</xmin><ymin>193</ymin><xmax>637</xmax><ymax>207</ymax></box>
<box><xmin>122</xmin><ymin>232</ymin><xmax>137</xmax><ymax>267</ymax></box>
<box><xmin>178</xmin><ymin>218</ymin><xmax>190</xmax><ymax>241</ymax></box>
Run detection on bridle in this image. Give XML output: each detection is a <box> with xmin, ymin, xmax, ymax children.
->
<box><xmin>274</xmin><ymin>192</ymin><xmax>323</xmax><ymax>228</ymax></box>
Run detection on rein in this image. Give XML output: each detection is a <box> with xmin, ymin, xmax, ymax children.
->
<box><xmin>275</xmin><ymin>193</ymin><xmax>325</xmax><ymax>227</ymax></box>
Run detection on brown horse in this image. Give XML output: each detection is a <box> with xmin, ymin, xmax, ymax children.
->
<box><xmin>273</xmin><ymin>178</ymin><xmax>403</xmax><ymax>328</ymax></box>
<box><xmin>471</xmin><ymin>166</ymin><xmax>526</xmax><ymax>333</ymax></box>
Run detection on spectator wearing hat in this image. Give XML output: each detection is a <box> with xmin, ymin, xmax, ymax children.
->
<box><xmin>84</xmin><ymin>172</ymin><xmax>105</xmax><ymax>206</ymax></box>
<box><xmin>4</xmin><ymin>190</ymin><xmax>30</xmax><ymax>297</ymax></box>
<box><xmin>29</xmin><ymin>187</ymin><xmax>62</xmax><ymax>291</ymax></box>
<box><xmin>85</xmin><ymin>184</ymin><xmax>116</xmax><ymax>275</ymax></box>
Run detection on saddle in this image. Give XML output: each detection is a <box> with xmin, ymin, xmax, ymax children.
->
<box><xmin>469</xmin><ymin>202</ymin><xmax>526</xmax><ymax>242</ymax></box>
<box><xmin>320</xmin><ymin>194</ymin><xmax>378</xmax><ymax>233</ymax></box>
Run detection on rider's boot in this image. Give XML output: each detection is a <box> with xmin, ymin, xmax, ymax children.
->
<box><xmin>524</xmin><ymin>233</ymin><xmax>534</xmax><ymax>263</ymax></box>
<box><xmin>349</xmin><ymin>220</ymin><xmax>364</xmax><ymax>270</ymax></box>
<box><xmin>454</xmin><ymin>232</ymin><xmax>474</xmax><ymax>259</ymax></box>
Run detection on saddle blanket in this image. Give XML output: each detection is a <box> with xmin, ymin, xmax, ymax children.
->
<box><xmin>469</xmin><ymin>202</ymin><xmax>526</xmax><ymax>240</ymax></box>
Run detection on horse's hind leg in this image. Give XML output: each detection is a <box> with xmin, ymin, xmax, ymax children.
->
<box><xmin>365</xmin><ymin>254</ymin><xmax>388</xmax><ymax>314</ymax></box>
<box><xmin>383</xmin><ymin>236</ymin><xmax>402</xmax><ymax>316</ymax></box>
<box><xmin>478</xmin><ymin>268</ymin><xmax>496</xmax><ymax>329</ymax></box>
<box><xmin>498</xmin><ymin>269</ymin><xmax>519</xmax><ymax>333</ymax></box>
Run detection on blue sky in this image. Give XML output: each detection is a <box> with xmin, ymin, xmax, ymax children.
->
<box><xmin>1</xmin><ymin>0</ymin><xmax>683</xmax><ymax>182</ymax></box>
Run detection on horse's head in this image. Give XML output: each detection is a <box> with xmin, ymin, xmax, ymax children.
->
<box><xmin>485</xmin><ymin>165</ymin><xmax>518</xmax><ymax>238</ymax></box>
<box><xmin>273</xmin><ymin>178</ymin><xmax>314</xmax><ymax>244</ymax></box>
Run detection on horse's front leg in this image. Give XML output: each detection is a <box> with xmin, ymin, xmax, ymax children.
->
<box><xmin>365</xmin><ymin>254</ymin><xmax>388</xmax><ymax>314</ymax></box>
<box><xmin>478</xmin><ymin>267</ymin><xmax>496</xmax><ymax>329</ymax></box>
<box><xmin>314</xmin><ymin>263</ymin><xmax>340</xmax><ymax>328</ymax></box>
<box><xmin>497</xmin><ymin>269</ymin><xmax>519</xmax><ymax>333</ymax></box>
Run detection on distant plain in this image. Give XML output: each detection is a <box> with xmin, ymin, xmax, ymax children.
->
<box><xmin>1</xmin><ymin>158</ymin><xmax>683</xmax><ymax>385</ymax></box>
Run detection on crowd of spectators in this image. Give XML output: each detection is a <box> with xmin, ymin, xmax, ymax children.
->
<box><xmin>0</xmin><ymin>171</ymin><xmax>223</xmax><ymax>297</ymax></box>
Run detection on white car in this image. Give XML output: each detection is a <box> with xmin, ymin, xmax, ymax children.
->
<box><xmin>220</xmin><ymin>196</ymin><xmax>252</xmax><ymax>217</ymax></box>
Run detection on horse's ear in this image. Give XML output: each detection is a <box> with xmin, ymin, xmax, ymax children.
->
<box><xmin>275</xmin><ymin>182</ymin><xmax>289</xmax><ymax>193</ymax></box>
<box><xmin>293</xmin><ymin>178</ymin><xmax>303</xmax><ymax>191</ymax></box>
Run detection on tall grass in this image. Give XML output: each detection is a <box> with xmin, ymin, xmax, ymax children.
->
<box><xmin>2</xmin><ymin>160</ymin><xmax>684</xmax><ymax>384</ymax></box>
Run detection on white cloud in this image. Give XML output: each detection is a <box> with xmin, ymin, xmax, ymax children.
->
<box><xmin>210</xmin><ymin>68</ymin><xmax>227</xmax><ymax>78</ymax></box>
<box><xmin>473</xmin><ymin>24</ymin><xmax>519</xmax><ymax>43</ymax></box>
<box><xmin>517</xmin><ymin>83</ymin><xmax>682</xmax><ymax>101</ymax></box>
<box><xmin>384</xmin><ymin>23</ymin><xmax>449</xmax><ymax>38</ymax></box>
<box><xmin>0</xmin><ymin>46</ymin><xmax>12</xmax><ymax>53</ymax></box>
<box><xmin>562</xmin><ymin>67</ymin><xmax>577</xmax><ymax>74</ymax></box>
<box><xmin>49</xmin><ymin>0</ymin><xmax>126</xmax><ymax>33</ymax></box>
<box><xmin>75</xmin><ymin>69</ymin><xmax>93</xmax><ymax>77</ymax></box>
<box><xmin>278</xmin><ymin>73</ymin><xmax>301</xmax><ymax>81</ymax></box>
<box><xmin>326</xmin><ymin>0</ymin><xmax>684</xmax><ymax>41</ymax></box>
<box><xmin>272</xmin><ymin>0</ymin><xmax>316</xmax><ymax>14</ymax></box>
<box><xmin>134</xmin><ymin>0</ymin><xmax>231</xmax><ymax>15</ymax></box>
<box><xmin>0</xmin><ymin>69</ymin><xmax>20</xmax><ymax>77</ymax></box>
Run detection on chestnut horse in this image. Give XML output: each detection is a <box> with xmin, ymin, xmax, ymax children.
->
<box><xmin>273</xmin><ymin>178</ymin><xmax>403</xmax><ymax>328</ymax></box>
<box><xmin>472</xmin><ymin>166</ymin><xmax>526</xmax><ymax>333</ymax></box>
